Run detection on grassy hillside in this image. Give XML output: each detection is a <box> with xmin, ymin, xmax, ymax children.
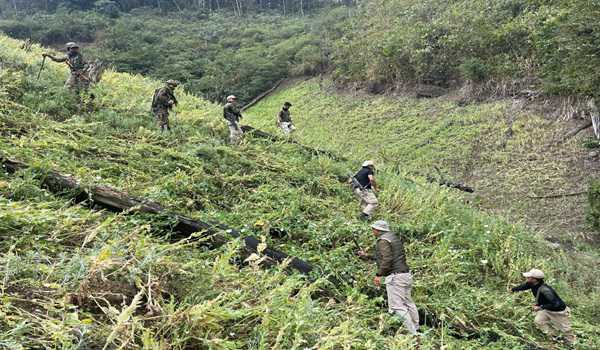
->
<box><xmin>1</xmin><ymin>35</ymin><xmax>599</xmax><ymax>349</ymax></box>
<box><xmin>248</xmin><ymin>79</ymin><xmax>600</xmax><ymax>242</ymax></box>
<box><xmin>0</xmin><ymin>9</ymin><xmax>335</xmax><ymax>105</ymax></box>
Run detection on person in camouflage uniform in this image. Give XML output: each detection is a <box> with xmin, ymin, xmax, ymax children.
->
<box><xmin>223</xmin><ymin>95</ymin><xmax>244</xmax><ymax>145</ymax></box>
<box><xmin>42</xmin><ymin>42</ymin><xmax>89</xmax><ymax>94</ymax></box>
<box><xmin>277</xmin><ymin>101</ymin><xmax>295</xmax><ymax>135</ymax></box>
<box><xmin>151</xmin><ymin>80</ymin><xmax>179</xmax><ymax>133</ymax></box>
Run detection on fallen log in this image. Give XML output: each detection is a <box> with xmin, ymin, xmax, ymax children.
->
<box><xmin>241</xmin><ymin>79</ymin><xmax>284</xmax><ymax>112</ymax></box>
<box><xmin>240</xmin><ymin>125</ymin><xmax>347</xmax><ymax>161</ymax></box>
<box><xmin>1</xmin><ymin>156</ymin><xmax>313</xmax><ymax>275</ymax></box>
<box><xmin>555</xmin><ymin>120</ymin><xmax>592</xmax><ymax>145</ymax></box>
<box><xmin>432</xmin><ymin>177</ymin><xmax>475</xmax><ymax>193</ymax></box>
<box><xmin>527</xmin><ymin>191</ymin><xmax>586</xmax><ymax>200</ymax></box>
<box><xmin>430</xmin><ymin>166</ymin><xmax>475</xmax><ymax>193</ymax></box>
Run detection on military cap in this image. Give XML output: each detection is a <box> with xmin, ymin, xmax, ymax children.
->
<box><xmin>166</xmin><ymin>79</ymin><xmax>180</xmax><ymax>87</ymax></box>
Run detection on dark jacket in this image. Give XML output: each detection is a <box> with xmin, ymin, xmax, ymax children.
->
<box><xmin>354</xmin><ymin>167</ymin><xmax>374</xmax><ymax>189</ymax></box>
<box><xmin>223</xmin><ymin>102</ymin><xmax>242</xmax><ymax>124</ymax></box>
<box><xmin>278</xmin><ymin>108</ymin><xmax>292</xmax><ymax>123</ymax></box>
<box><xmin>511</xmin><ymin>282</ymin><xmax>567</xmax><ymax>312</ymax></box>
<box><xmin>375</xmin><ymin>231</ymin><xmax>409</xmax><ymax>277</ymax></box>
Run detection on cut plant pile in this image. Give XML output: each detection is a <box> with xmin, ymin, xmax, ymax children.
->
<box><xmin>1</xmin><ymin>35</ymin><xmax>599</xmax><ymax>349</ymax></box>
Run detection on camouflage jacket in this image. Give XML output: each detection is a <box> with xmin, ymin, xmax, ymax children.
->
<box><xmin>67</xmin><ymin>52</ymin><xmax>86</xmax><ymax>72</ymax></box>
<box><xmin>223</xmin><ymin>102</ymin><xmax>242</xmax><ymax>123</ymax></box>
<box><xmin>152</xmin><ymin>87</ymin><xmax>177</xmax><ymax>112</ymax></box>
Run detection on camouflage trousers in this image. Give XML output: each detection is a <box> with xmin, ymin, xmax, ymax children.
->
<box><xmin>65</xmin><ymin>72</ymin><xmax>90</xmax><ymax>93</ymax></box>
<box><xmin>228</xmin><ymin>121</ymin><xmax>243</xmax><ymax>145</ymax></box>
<box><xmin>385</xmin><ymin>272</ymin><xmax>419</xmax><ymax>335</ymax></box>
<box><xmin>535</xmin><ymin>308</ymin><xmax>576</xmax><ymax>344</ymax></box>
<box><xmin>154</xmin><ymin>109</ymin><xmax>170</xmax><ymax>130</ymax></box>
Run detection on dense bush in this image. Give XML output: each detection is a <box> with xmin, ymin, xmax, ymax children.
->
<box><xmin>0</xmin><ymin>9</ymin><xmax>330</xmax><ymax>105</ymax></box>
<box><xmin>330</xmin><ymin>0</ymin><xmax>600</xmax><ymax>97</ymax></box>
<box><xmin>0</xmin><ymin>9</ymin><xmax>106</xmax><ymax>45</ymax></box>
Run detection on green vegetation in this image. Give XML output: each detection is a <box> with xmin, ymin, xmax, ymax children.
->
<box><xmin>0</xmin><ymin>8</ymin><xmax>336</xmax><ymax>105</ymax></box>
<box><xmin>588</xmin><ymin>181</ymin><xmax>600</xmax><ymax>232</ymax></box>
<box><xmin>330</xmin><ymin>0</ymin><xmax>600</xmax><ymax>97</ymax></box>
<box><xmin>1</xmin><ymin>34</ymin><xmax>600</xmax><ymax>348</ymax></box>
<box><xmin>4</xmin><ymin>0</ymin><xmax>600</xmax><ymax>104</ymax></box>
<box><xmin>248</xmin><ymin>79</ymin><xmax>596</xmax><ymax>239</ymax></box>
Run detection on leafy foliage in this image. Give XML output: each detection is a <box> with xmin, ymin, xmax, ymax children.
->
<box><xmin>329</xmin><ymin>0</ymin><xmax>600</xmax><ymax>97</ymax></box>
<box><xmin>1</xmin><ymin>33</ymin><xmax>600</xmax><ymax>349</ymax></box>
<box><xmin>0</xmin><ymin>9</ymin><xmax>331</xmax><ymax>105</ymax></box>
<box><xmin>0</xmin><ymin>0</ymin><xmax>333</xmax><ymax>19</ymax></box>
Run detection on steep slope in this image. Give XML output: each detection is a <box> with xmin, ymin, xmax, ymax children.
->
<box><xmin>248</xmin><ymin>78</ymin><xmax>600</xmax><ymax>243</ymax></box>
<box><xmin>1</xmin><ymin>35</ymin><xmax>599</xmax><ymax>349</ymax></box>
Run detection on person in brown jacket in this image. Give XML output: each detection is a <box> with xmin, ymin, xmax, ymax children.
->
<box><xmin>359</xmin><ymin>220</ymin><xmax>419</xmax><ymax>335</ymax></box>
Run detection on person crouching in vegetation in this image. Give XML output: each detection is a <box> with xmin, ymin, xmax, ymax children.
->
<box><xmin>351</xmin><ymin>160</ymin><xmax>379</xmax><ymax>220</ymax></box>
<box><xmin>151</xmin><ymin>80</ymin><xmax>179</xmax><ymax>133</ymax></box>
<box><xmin>510</xmin><ymin>269</ymin><xmax>576</xmax><ymax>345</ymax></box>
<box><xmin>42</xmin><ymin>42</ymin><xmax>90</xmax><ymax>95</ymax></box>
<box><xmin>277</xmin><ymin>102</ymin><xmax>295</xmax><ymax>135</ymax></box>
<box><xmin>223</xmin><ymin>95</ymin><xmax>244</xmax><ymax>145</ymax></box>
<box><xmin>358</xmin><ymin>220</ymin><xmax>420</xmax><ymax>336</ymax></box>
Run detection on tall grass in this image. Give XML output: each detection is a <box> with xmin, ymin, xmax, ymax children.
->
<box><xmin>1</xmin><ymin>34</ymin><xmax>599</xmax><ymax>348</ymax></box>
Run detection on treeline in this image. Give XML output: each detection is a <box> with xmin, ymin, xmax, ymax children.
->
<box><xmin>0</xmin><ymin>0</ymin><xmax>351</xmax><ymax>16</ymax></box>
<box><xmin>330</xmin><ymin>0</ymin><xmax>600</xmax><ymax>98</ymax></box>
<box><xmin>0</xmin><ymin>8</ymin><xmax>343</xmax><ymax>104</ymax></box>
<box><xmin>3</xmin><ymin>0</ymin><xmax>598</xmax><ymax>101</ymax></box>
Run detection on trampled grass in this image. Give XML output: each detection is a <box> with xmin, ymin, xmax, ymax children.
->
<box><xmin>248</xmin><ymin>79</ymin><xmax>596</xmax><ymax>242</ymax></box>
<box><xmin>1</xmin><ymin>34</ymin><xmax>599</xmax><ymax>349</ymax></box>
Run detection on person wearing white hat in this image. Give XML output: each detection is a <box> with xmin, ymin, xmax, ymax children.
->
<box><xmin>358</xmin><ymin>220</ymin><xmax>419</xmax><ymax>336</ymax></box>
<box><xmin>510</xmin><ymin>268</ymin><xmax>576</xmax><ymax>345</ymax></box>
<box><xmin>350</xmin><ymin>160</ymin><xmax>379</xmax><ymax>220</ymax></box>
<box><xmin>223</xmin><ymin>95</ymin><xmax>244</xmax><ymax>145</ymax></box>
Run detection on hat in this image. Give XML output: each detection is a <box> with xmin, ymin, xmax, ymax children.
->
<box><xmin>362</xmin><ymin>160</ymin><xmax>374</xmax><ymax>167</ymax></box>
<box><xmin>371</xmin><ymin>220</ymin><xmax>391</xmax><ymax>232</ymax></box>
<box><xmin>166</xmin><ymin>79</ymin><xmax>180</xmax><ymax>87</ymax></box>
<box><xmin>227</xmin><ymin>95</ymin><xmax>237</xmax><ymax>102</ymax></box>
<box><xmin>284</xmin><ymin>101</ymin><xmax>292</xmax><ymax>107</ymax></box>
<box><xmin>522</xmin><ymin>268</ymin><xmax>545</xmax><ymax>279</ymax></box>
<box><xmin>65</xmin><ymin>42</ymin><xmax>79</xmax><ymax>49</ymax></box>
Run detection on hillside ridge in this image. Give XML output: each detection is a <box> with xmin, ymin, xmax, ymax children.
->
<box><xmin>1</xmin><ymin>34</ymin><xmax>599</xmax><ymax>349</ymax></box>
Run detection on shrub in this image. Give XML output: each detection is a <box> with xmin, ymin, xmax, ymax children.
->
<box><xmin>459</xmin><ymin>57</ymin><xmax>490</xmax><ymax>83</ymax></box>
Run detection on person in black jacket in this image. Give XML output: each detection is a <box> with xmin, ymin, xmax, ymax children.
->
<box><xmin>511</xmin><ymin>268</ymin><xmax>576</xmax><ymax>345</ymax></box>
<box><xmin>351</xmin><ymin>160</ymin><xmax>379</xmax><ymax>220</ymax></box>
